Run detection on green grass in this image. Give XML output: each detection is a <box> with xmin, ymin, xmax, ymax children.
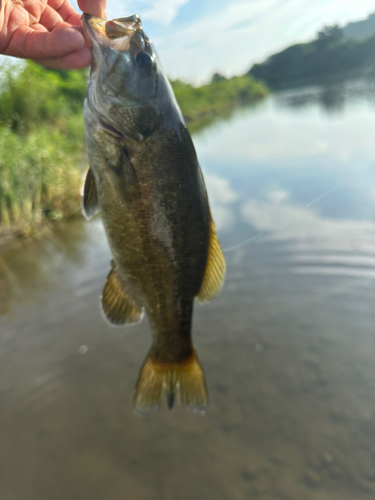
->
<box><xmin>172</xmin><ymin>76</ymin><xmax>268</xmax><ymax>132</ymax></box>
<box><xmin>0</xmin><ymin>62</ymin><xmax>87</xmax><ymax>231</ymax></box>
<box><xmin>0</xmin><ymin>61</ymin><xmax>268</xmax><ymax>238</ymax></box>
<box><xmin>0</xmin><ymin>122</ymin><xmax>84</xmax><ymax>229</ymax></box>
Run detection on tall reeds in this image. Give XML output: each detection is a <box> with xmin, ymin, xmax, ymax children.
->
<box><xmin>0</xmin><ymin>62</ymin><xmax>87</xmax><ymax>231</ymax></box>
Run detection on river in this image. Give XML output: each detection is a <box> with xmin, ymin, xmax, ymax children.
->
<box><xmin>1</xmin><ymin>81</ymin><xmax>375</xmax><ymax>499</ymax></box>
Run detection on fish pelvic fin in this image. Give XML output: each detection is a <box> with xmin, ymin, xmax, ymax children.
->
<box><xmin>197</xmin><ymin>217</ymin><xmax>226</xmax><ymax>302</ymax></box>
<box><xmin>134</xmin><ymin>348</ymin><xmax>208</xmax><ymax>416</ymax></box>
<box><xmin>82</xmin><ymin>167</ymin><xmax>99</xmax><ymax>220</ymax></box>
<box><xmin>101</xmin><ymin>264</ymin><xmax>144</xmax><ymax>326</ymax></box>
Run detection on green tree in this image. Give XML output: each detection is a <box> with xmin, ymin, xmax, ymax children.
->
<box><xmin>316</xmin><ymin>25</ymin><xmax>343</xmax><ymax>49</ymax></box>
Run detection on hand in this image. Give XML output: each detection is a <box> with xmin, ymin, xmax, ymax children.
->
<box><xmin>0</xmin><ymin>0</ymin><xmax>106</xmax><ymax>69</ymax></box>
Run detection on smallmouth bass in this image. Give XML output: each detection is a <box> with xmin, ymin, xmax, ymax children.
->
<box><xmin>81</xmin><ymin>14</ymin><xmax>225</xmax><ymax>415</ymax></box>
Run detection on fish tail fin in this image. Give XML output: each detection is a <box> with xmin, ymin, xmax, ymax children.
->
<box><xmin>134</xmin><ymin>348</ymin><xmax>208</xmax><ymax>416</ymax></box>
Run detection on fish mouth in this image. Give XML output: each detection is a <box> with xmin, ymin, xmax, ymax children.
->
<box><xmin>81</xmin><ymin>14</ymin><xmax>144</xmax><ymax>51</ymax></box>
<box><xmin>105</xmin><ymin>15</ymin><xmax>142</xmax><ymax>38</ymax></box>
<box><xmin>81</xmin><ymin>14</ymin><xmax>106</xmax><ymax>49</ymax></box>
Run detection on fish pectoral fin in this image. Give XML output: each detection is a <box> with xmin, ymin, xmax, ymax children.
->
<box><xmin>101</xmin><ymin>266</ymin><xmax>143</xmax><ymax>326</ymax></box>
<box><xmin>197</xmin><ymin>217</ymin><xmax>226</xmax><ymax>302</ymax></box>
<box><xmin>134</xmin><ymin>348</ymin><xmax>208</xmax><ymax>416</ymax></box>
<box><xmin>82</xmin><ymin>167</ymin><xmax>99</xmax><ymax>221</ymax></box>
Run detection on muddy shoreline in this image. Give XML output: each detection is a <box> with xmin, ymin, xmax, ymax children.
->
<box><xmin>0</xmin><ymin>212</ymin><xmax>84</xmax><ymax>255</ymax></box>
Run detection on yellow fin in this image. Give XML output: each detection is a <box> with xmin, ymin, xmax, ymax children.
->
<box><xmin>82</xmin><ymin>167</ymin><xmax>99</xmax><ymax>220</ymax></box>
<box><xmin>101</xmin><ymin>265</ymin><xmax>143</xmax><ymax>326</ymax></box>
<box><xmin>197</xmin><ymin>218</ymin><xmax>226</xmax><ymax>302</ymax></box>
<box><xmin>134</xmin><ymin>348</ymin><xmax>208</xmax><ymax>416</ymax></box>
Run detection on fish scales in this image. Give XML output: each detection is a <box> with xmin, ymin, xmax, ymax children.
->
<box><xmin>81</xmin><ymin>14</ymin><xmax>225</xmax><ymax>415</ymax></box>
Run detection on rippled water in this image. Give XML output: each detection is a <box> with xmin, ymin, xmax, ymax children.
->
<box><xmin>1</xmin><ymin>81</ymin><xmax>375</xmax><ymax>499</ymax></box>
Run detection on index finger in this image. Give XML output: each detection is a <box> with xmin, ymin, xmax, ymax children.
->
<box><xmin>77</xmin><ymin>0</ymin><xmax>107</xmax><ymax>19</ymax></box>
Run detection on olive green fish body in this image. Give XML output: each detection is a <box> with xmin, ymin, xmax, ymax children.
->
<box><xmin>82</xmin><ymin>14</ymin><xmax>225</xmax><ymax>414</ymax></box>
<box><xmin>85</xmin><ymin>109</ymin><xmax>210</xmax><ymax>362</ymax></box>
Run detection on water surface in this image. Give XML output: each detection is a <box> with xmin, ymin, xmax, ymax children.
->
<box><xmin>1</xmin><ymin>81</ymin><xmax>375</xmax><ymax>500</ymax></box>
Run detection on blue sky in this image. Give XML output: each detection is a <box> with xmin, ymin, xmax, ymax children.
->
<box><xmin>75</xmin><ymin>0</ymin><xmax>375</xmax><ymax>82</ymax></box>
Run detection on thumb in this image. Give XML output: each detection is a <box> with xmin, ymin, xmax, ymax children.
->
<box><xmin>77</xmin><ymin>0</ymin><xmax>107</xmax><ymax>19</ymax></box>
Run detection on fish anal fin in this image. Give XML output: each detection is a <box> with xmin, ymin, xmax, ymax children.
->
<box><xmin>197</xmin><ymin>218</ymin><xmax>226</xmax><ymax>302</ymax></box>
<box><xmin>134</xmin><ymin>348</ymin><xmax>207</xmax><ymax>416</ymax></box>
<box><xmin>101</xmin><ymin>265</ymin><xmax>143</xmax><ymax>326</ymax></box>
<box><xmin>82</xmin><ymin>167</ymin><xmax>99</xmax><ymax>220</ymax></box>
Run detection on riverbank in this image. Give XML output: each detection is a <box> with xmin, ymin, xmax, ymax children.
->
<box><xmin>0</xmin><ymin>62</ymin><xmax>268</xmax><ymax>251</ymax></box>
<box><xmin>172</xmin><ymin>76</ymin><xmax>268</xmax><ymax>132</ymax></box>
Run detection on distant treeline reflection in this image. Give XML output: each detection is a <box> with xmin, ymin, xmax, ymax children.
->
<box><xmin>274</xmin><ymin>81</ymin><xmax>375</xmax><ymax>114</ymax></box>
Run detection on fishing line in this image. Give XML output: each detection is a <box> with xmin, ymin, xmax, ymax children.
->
<box><xmin>305</xmin><ymin>183</ymin><xmax>343</xmax><ymax>208</ymax></box>
<box><xmin>222</xmin><ymin>232</ymin><xmax>265</xmax><ymax>253</ymax></box>
<box><xmin>222</xmin><ymin>183</ymin><xmax>344</xmax><ymax>253</ymax></box>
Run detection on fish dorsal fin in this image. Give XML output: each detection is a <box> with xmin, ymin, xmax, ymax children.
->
<box><xmin>101</xmin><ymin>264</ymin><xmax>144</xmax><ymax>326</ymax></box>
<box><xmin>197</xmin><ymin>217</ymin><xmax>226</xmax><ymax>302</ymax></box>
<box><xmin>82</xmin><ymin>167</ymin><xmax>99</xmax><ymax>221</ymax></box>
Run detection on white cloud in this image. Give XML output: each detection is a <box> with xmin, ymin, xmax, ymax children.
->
<box><xmin>75</xmin><ymin>0</ymin><xmax>375</xmax><ymax>80</ymax></box>
<box><xmin>204</xmin><ymin>174</ymin><xmax>238</xmax><ymax>232</ymax></box>
<box><xmin>205</xmin><ymin>174</ymin><xmax>238</xmax><ymax>204</ymax></box>
<box><xmin>240</xmin><ymin>189</ymin><xmax>375</xmax><ymax>286</ymax></box>
<box><xmin>73</xmin><ymin>0</ymin><xmax>189</xmax><ymax>25</ymax></box>
<box><xmin>142</xmin><ymin>0</ymin><xmax>190</xmax><ymax>25</ymax></box>
<box><xmin>155</xmin><ymin>0</ymin><xmax>375</xmax><ymax>81</ymax></box>
<box><xmin>210</xmin><ymin>205</ymin><xmax>235</xmax><ymax>232</ymax></box>
<box><xmin>105</xmin><ymin>0</ymin><xmax>189</xmax><ymax>25</ymax></box>
<box><xmin>194</xmin><ymin>92</ymin><xmax>375</xmax><ymax>167</ymax></box>
<box><xmin>242</xmin><ymin>189</ymin><xmax>375</xmax><ymax>259</ymax></box>
<box><xmin>267</xmin><ymin>189</ymin><xmax>290</xmax><ymax>204</ymax></box>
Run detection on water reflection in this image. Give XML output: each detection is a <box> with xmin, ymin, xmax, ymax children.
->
<box><xmin>205</xmin><ymin>174</ymin><xmax>238</xmax><ymax>231</ymax></box>
<box><xmin>0</xmin><ymin>221</ymin><xmax>89</xmax><ymax>316</ymax></box>
<box><xmin>274</xmin><ymin>79</ymin><xmax>375</xmax><ymax>114</ymax></box>
<box><xmin>2</xmin><ymin>84</ymin><xmax>375</xmax><ymax>499</ymax></box>
<box><xmin>242</xmin><ymin>188</ymin><xmax>375</xmax><ymax>262</ymax></box>
<box><xmin>275</xmin><ymin>84</ymin><xmax>346</xmax><ymax>113</ymax></box>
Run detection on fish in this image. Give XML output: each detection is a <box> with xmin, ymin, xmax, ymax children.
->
<box><xmin>81</xmin><ymin>14</ymin><xmax>226</xmax><ymax>415</ymax></box>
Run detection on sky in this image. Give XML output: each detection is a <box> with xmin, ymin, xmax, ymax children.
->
<box><xmin>74</xmin><ymin>0</ymin><xmax>375</xmax><ymax>82</ymax></box>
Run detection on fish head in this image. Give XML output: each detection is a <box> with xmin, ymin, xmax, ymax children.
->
<box><xmin>82</xmin><ymin>14</ymin><xmax>163</xmax><ymax>139</ymax></box>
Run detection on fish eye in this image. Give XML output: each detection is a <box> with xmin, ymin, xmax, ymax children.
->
<box><xmin>136</xmin><ymin>52</ymin><xmax>153</xmax><ymax>71</ymax></box>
